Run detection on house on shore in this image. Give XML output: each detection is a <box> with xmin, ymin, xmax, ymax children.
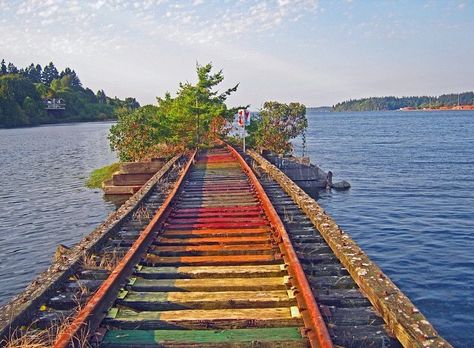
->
<box><xmin>44</xmin><ymin>98</ymin><xmax>66</xmax><ymax>110</ymax></box>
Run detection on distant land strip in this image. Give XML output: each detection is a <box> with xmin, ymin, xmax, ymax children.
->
<box><xmin>331</xmin><ymin>91</ymin><xmax>474</xmax><ymax>112</ymax></box>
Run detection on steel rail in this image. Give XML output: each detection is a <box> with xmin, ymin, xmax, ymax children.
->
<box><xmin>227</xmin><ymin>144</ymin><xmax>333</xmax><ymax>348</ymax></box>
<box><xmin>53</xmin><ymin>150</ymin><xmax>197</xmax><ymax>348</ymax></box>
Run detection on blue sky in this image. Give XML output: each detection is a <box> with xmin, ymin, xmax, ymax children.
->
<box><xmin>1</xmin><ymin>0</ymin><xmax>473</xmax><ymax>108</ymax></box>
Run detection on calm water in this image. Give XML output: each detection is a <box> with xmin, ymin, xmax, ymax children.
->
<box><xmin>0</xmin><ymin>122</ymin><xmax>117</xmax><ymax>304</ymax></box>
<box><xmin>295</xmin><ymin>110</ymin><xmax>474</xmax><ymax>347</ymax></box>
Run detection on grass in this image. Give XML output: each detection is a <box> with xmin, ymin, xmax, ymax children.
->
<box><xmin>3</xmin><ymin>304</ymin><xmax>91</xmax><ymax>348</ymax></box>
<box><xmin>132</xmin><ymin>204</ymin><xmax>151</xmax><ymax>222</ymax></box>
<box><xmin>81</xmin><ymin>251</ymin><xmax>121</xmax><ymax>272</ymax></box>
<box><xmin>85</xmin><ymin>162</ymin><xmax>121</xmax><ymax>188</ymax></box>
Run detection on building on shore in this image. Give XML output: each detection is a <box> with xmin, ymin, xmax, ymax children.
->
<box><xmin>44</xmin><ymin>98</ymin><xmax>66</xmax><ymax>110</ymax></box>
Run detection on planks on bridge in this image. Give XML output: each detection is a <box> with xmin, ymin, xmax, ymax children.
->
<box><xmin>98</xmin><ymin>148</ymin><xmax>310</xmax><ymax>347</ymax></box>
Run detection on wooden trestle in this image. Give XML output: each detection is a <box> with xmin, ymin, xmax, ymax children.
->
<box><xmin>53</xmin><ymin>146</ymin><xmax>332</xmax><ymax>347</ymax></box>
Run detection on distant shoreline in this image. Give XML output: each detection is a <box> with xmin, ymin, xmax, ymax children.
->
<box><xmin>307</xmin><ymin>108</ymin><xmax>474</xmax><ymax>113</ymax></box>
<box><xmin>0</xmin><ymin>118</ymin><xmax>117</xmax><ymax>130</ymax></box>
<box><xmin>331</xmin><ymin>91</ymin><xmax>474</xmax><ymax>112</ymax></box>
<box><xmin>400</xmin><ymin>105</ymin><xmax>474</xmax><ymax>111</ymax></box>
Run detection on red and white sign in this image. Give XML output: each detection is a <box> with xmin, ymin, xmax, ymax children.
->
<box><xmin>238</xmin><ymin>109</ymin><xmax>251</xmax><ymax>126</ymax></box>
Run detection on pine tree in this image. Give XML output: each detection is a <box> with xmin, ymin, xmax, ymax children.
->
<box><xmin>59</xmin><ymin>67</ymin><xmax>72</xmax><ymax>78</ymax></box>
<box><xmin>97</xmin><ymin>89</ymin><xmax>107</xmax><ymax>103</ymax></box>
<box><xmin>41</xmin><ymin>62</ymin><xmax>59</xmax><ymax>85</ymax></box>
<box><xmin>7</xmin><ymin>63</ymin><xmax>18</xmax><ymax>74</ymax></box>
<box><xmin>70</xmin><ymin>70</ymin><xmax>82</xmax><ymax>88</ymax></box>
<box><xmin>0</xmin><ymin>59</ymin><xmax>6</xmax><ymax>75</ymax></box>
<box><xmin>59</xmin><ymin>67</ymin><xmax>81</xmax><ymax>88</ymax></box>
<box><xmin>25</xmin><ymin>63</ymin><xmax>42</xmax><ymax>83</ymax></box>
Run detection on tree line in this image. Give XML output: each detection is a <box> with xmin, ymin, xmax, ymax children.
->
<box><xmin>333</xmin><ymin>92</ymin><xmax>474</xmax><ymax>111</ymax></box>
<box><xmin>0</xmin><ymin>59</ymin><xmax>140</xmax><ymax>128</ymax></box>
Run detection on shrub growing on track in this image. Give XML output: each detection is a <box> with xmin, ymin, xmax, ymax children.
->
<box><xmin>108</xmin><ymin>63</ymin><xmax>241</xmax><ymax>161</ymax></box>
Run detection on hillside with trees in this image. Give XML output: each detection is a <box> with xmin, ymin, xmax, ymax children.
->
<box><xmin>0</xmin><ymin>59</ymin><xmax>139</xmax><ymax>128</ymax></box>
<box><xmin>333</xmin><ymin>92</ymin><xmax>474</xmax><ymax>111</ymax></box>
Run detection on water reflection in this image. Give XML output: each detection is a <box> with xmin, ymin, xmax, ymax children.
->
<box><xmin>103</xmin><ymin>194</ymin><xmax>131</xmax><ymax>208</ymax></box>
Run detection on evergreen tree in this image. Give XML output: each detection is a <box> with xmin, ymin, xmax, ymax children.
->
<box><xmin>97</xmin><ymin>89</ymin><xmax>107</xmax><ymax>103</ymax></box>
<box><xmin>157</xmin><ymin>63</ymin><xmax>239</xmax><ymax>147</ymax></box>
<box><xmin>70</xmin><ymin>70</ymin><xmax>82</xmax><ymax>88</ymax></box>
<box><xmin>7</xmin><ymin>63</ymin><xmax>18</xmax><ymax>74</ymax></box>
<box><xmin>109</xmin><ymin>62</ymin><xmax>239</xmax><ymax>161</ymax></box>
<box><xmin>0</xmin><ymin>59</ymin><xmax>6</xmax><ymax>75</ymax></box>
<box><xmin>41</xmin><ymin>62</ymin><xmax>59</xmax><ymax>85</ymax></box>
<box><xmin>124</xmin><ymin>97</ymin><xmax>140</xmax><ymax>111</ymax></box>
<box><xmin>84</xmin><ymin>87</ymin><xmax>97</xmax><ymax>102</ymax></box>
<box><xmin>25</xmin><ymin>64</ymin><xmax>42</xmax><ymax>83</ymax></box>
<box><xmin>59</xmin><ymin>67</ymin><xmax>72</xmax><ymax>78</ymax></box>
<box><xmin>59</xmin><ymin>67</ymin><xmax>82</xmax><ymax>88</ymax></box>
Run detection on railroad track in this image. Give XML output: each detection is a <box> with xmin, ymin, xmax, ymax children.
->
<box><xmin>54</xmin><ymin>146</ymin><xmax>332</xmax><ymax>347</ymax></box>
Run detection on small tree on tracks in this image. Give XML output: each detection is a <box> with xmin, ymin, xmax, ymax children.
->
<box><xmin>254</xmin><ymin>101</ymin><xmax>307</xmax><ymax>155</ymax></box>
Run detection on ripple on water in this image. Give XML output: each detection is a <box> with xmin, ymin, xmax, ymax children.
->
<box><xmin>0</xmin><ymin>122</ymin><xmax>117</xmax><ymax>303</ymax></box>
<box><xmin>295</xmin><ymin>110</ymin><xmax>474</xmax><ymax>347</ymax></box>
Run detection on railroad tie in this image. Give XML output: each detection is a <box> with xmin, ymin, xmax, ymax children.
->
<box><xmin>100</xmin><ymin>148</ymin><xmax>309</xmax><ymax>347</ymax></box>
<box><xmin>53</xmin><ymin>146</ymin><xmax>331</xmax><ymax>348</ymax></box>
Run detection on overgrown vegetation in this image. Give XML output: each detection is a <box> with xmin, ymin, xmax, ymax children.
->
<box><xmin>102</xmin><ymin>62</ymin><xmax>308</xmax><ymax>161</ymax></box>
<box><xmin>245</xmin><ymin>101</ymin><xmax>308</xmax><ymax>155</ymax></box>
<box><xmin>333</xmin><ymin>91</ymin><xmax>474</xmax><ymax>111</ymax></box>
<box><xmin>85</xmin><ymin>162</ymin><xmax>120</xmax><ymax>188</ymax></box>
<box><xmin>108</xmin><ymin>63</ymin><xmax>241</xmax><ymax>161</ymax></box>
<box><xmin>0</xmin><ymin>59</ymin><xmax>139</xmax><ymax>128</ymax></box>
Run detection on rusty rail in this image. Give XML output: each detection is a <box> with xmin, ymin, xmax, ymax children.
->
<box><xmin>227</xmin><ymin>144</ymin><xmax>332</xmax><ymax>348</ymax></box>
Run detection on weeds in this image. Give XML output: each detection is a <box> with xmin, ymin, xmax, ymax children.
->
<box><xmin>3</xmin><ymin>306</ymin><xmax>91</xmax><ymax>348</ymax></box>
<box><xmin>283</xmin><ymin>207</ymin><xmax>294</xmax><ymax>223</ymax></box>
<box><xmin>81</xmin><ymin>251</ymin><xmax>120</xmax><ymax>272</ymax></box>
<box><xmin>3</xmin><ymin>326</ymin><xmax>51</xmax><ymax>348</ymax></box>
<box><xmin>132</xmin><ymin>204</ymin><xmax>151</xmax><ymax>222</ymax></box>
<box><xmin>81</xmin><ymin>252</ymin><xmax>99</xmax><ymax>270</ymax></box>
<box><xmin>98</xmin><ymin>251</ymin><xmax>121</xmax><ymax>271</ymax></box>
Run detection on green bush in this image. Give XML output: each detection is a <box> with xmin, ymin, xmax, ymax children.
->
<box><xmin>85</xmin><ymin>162</ymin><xmax>121</xmax><ymax>188</ymax></box>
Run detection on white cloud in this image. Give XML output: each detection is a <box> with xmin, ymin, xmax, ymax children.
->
<box><xmin>91</xmin><ymin>0</ymin><xmax>106</xmax><ymax>10</ymax></box>
<box><xmin>4</xmin><ymin>0</ymin><xmax>319</xmax><ymax>52</ymax></box>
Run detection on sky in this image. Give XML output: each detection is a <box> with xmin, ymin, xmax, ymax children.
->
<box><xmin>1</xmin><ymin>0</ymin><xmax>473</xmax><ymax>108</ymax></box>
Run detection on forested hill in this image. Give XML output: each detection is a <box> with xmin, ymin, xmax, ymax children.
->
<box><xmin>0</xmin><ymin>59</ymin><xmax>140</xmax><ymax>128</ymax></box>
<box><xmin>333</xmin><ymin>92</ymin><xmax>474</xmax><ymax>111</ymax></box>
